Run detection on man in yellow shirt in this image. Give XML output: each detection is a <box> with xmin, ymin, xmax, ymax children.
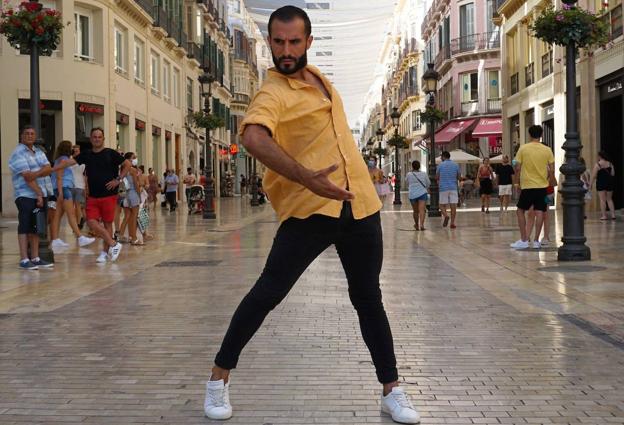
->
<box><xmin>203</xmin><ymin>6</ymin><xmax>419</xmax><ymax>424</ymax></box>
<box><xmin>510</xmin><ymin>125</ymin><xmax>555</xmax><ymax>249</ymax></box>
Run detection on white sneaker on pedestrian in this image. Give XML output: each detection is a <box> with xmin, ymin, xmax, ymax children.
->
<box><xmin>108</xmin><ymin>242</ymin><xmax>123</xmax><ymax>262</ymax></box>
<box><xmin>51</xmin><ymin>239</ymin><xmax>69</xmax><ymax>249</ymax></box>
<box><xmin>540</xmin><ymin>239</ymin><xmax>550</xmax><ymax>247</ymax></box>
<box><xmin>78</xmin><ymin>235</ymin><xmax>96</xmax><ymax>247</ymax></box>
<box><xmin>96</xmin><ymin>251</ymin><xmax>108</xmax><ymax>263</ymax></box>
<box><xmin>204</xmin><ymin>379</ymin><xmax>232</xmax><ymax>420</ymax></box>
<box><xmin>381</xmin><ymin>387</ymin><xmax>420</xmax><ymax>424</ymax></box>
<box><xmin>510</xmin><ymin>239</ymin><xmax>530</xmax><ymax>249</ymax></box>
<box><xmin>532</xmin><ymin>240</ymin><xmax>542</xmax><ymax>249</ymax></box>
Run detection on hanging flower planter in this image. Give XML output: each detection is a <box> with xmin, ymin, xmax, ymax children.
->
<box><xmin>420</xmin><ymin>106</ymin><xmax>445</xmax><ymax>124</ymax></box>
<box><xmin>0</xmin><ymin>1</ymin><xmax>65</xmax><ymax>55</ymax></box>
<box><xmin>372</xmin><ymin>147</ymin><xmax>388</xmax><ymax>157</ymax></box>
<box><xmin>190</xmin><ymin>111</ymin><xmax>225</xmax><ymax>130</ymax></box>
<box><xmin>529</xmin><ymin>5</ymin><xmax>608</xmax><ymax>48</ymax></box>
<box><xmin>386</xmin><ymin>134</ymin><xmax>408</xmax><ymax>149</ymax></box>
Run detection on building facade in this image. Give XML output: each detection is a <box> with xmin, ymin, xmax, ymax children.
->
<box><xmin>422</xmin><ymin>0</ymin><xmax>502</xmax><ymax>173</ymax></box>
<box><xmin>497</xmin><ymin>0</ymin><xmax>623</xmax><ymax>208</ymax></box>
<box><xmin>0</xmin><ymin>0</ymin><xmax>236</xmax><ymax>216</ymax></box>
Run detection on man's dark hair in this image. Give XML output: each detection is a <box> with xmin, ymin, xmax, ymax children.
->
<box><xmin>412</xmin><ymin>160</ymin><xmax>420</xmax><ymax>170</ymax></box>
<box><xmin>268</xmin><ymin>6</ymin><xmax>311</xmax><ymax>37</ymax></box>
<box><xmin>187</xmin><ymin>167</ymin><xmax>192</xmax><ymax>172</ymax></box>
<box><xmin>441</xmin><ymin>151</ymin><xmax>451</xmax><ymax>159</ymax></box>
<box><xmin>528</xmin><ymin>125</ymin><xmax>543</xmax><ymax>139</ymax></box>
<box><xmin>20</xmin><ymin>125</ymin><xmax>36</xmax><ymax>135</ymax></box>
<box><xmin>90</xmin><ymin>127</ymin><xmax>105</xmax><ymax>136</ymax></box>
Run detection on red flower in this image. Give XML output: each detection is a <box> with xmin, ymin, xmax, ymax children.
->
<box><xmin>7</xmin><ymin>9</ymin><xmax>14</xmax><ymax>15</ymax></box>
<box><xmin>35</xmin><ymin>26</ymin><xmax>44</xmax><ymax>35</ymax></box>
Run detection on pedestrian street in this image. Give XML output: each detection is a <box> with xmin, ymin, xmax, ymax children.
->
<box><xmin>0</xmin><ymin>197</ymin><xmax>623</xmax><ymax>424</ymax></box>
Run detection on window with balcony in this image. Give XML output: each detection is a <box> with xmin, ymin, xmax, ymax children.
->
<box><xmin>186</xmin><ymin>77</ymin><xmax>193</xmax><ymax>113</ymax></box>
<box><xmin>411</xmin><ymin>110</ymin><xmax>421</xmax><ymax>131</ymax></box>
<box><xmin>525</xmin><ymin>62</ymin><xmax>535</xmax><ymax>87</ymax></box>
<box><xmin>150</xmin><ymin>52</ymin><xmax>160</xmax><ymax>95</ymax></box>
<box><xmin>510</xmin><ymin>73</ymin><xmax>519</xmax><ymax>95</ymax></box>
<box><xmin>459</xmin><ymin>3</ymin><xmax>475</xmax><ymax>50</ymax></box>
<box><xmin>114</xmin><ymin>25</ymin><xmax>128</xmax><ymax>76</ymax></box>
<box><xmin>134</xmin><ymin>38</ymin><xmax>145</xmax><ymax>85</ymax></box>
<box><xmin>173</xmin><ymin>68</ymin><xmax>180</xmax><ymax>108</ymax></box>
<box><xmin>487</xmin><ymin>70</ymin><xmax>501</xmax><ymax>113</ymax></box>
<box><xmin>461</xmin><ymin>72</ymin><xmax>479</xmax><ymax>115</ymax></box>
<box><xmin>74</xmin><ymin>9</ymin><xmax>93</xmax><ymax>61</ymax></box>
<box><xmin>541</xmin><ymin>49</ymin><xmax>553</xmax><ymax>78</ymax></box>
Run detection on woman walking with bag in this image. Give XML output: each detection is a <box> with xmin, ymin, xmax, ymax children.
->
<box><xmin>590</xmin><ymin>151</ymin><xmax>616</xmax><ymax>220</ymax></box>
<box><xmin>477</xmin><ymin>158</ymin><xmax>494</xmax><ymax>213</ymax></box>
<box><xmin>406</xmin><ymin>160</ymin><xmax>430</xmax><ymax>230</ymax></box>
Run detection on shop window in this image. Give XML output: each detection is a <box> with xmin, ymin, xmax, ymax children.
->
<box><xmin>134</xmin><ymin>37</ymin><xmax>145</xmax><ymax>85</ymax></box>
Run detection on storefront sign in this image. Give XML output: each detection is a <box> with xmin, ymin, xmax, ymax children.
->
<box><xmin>165</xmin><ymin>130</ymin><xmax>172</xmax><ymax>140</ymax></box>
<box><xmin>135</xmin><ymin>119</ymin><xmax>146</xmax><ymax>131</ymax></box>
<box><xmin>77</xmin><ymin>103</ymin><xmax>104</xmax><ymax>115</ymax></box>
<box><xmin>116</xmin><ymin>112</ymin><xmax>129</xmax><ymax>125</ymax></box>
<box><xmin>608</xmin><ymin>81</ymin><xmax>622</xmax><ymax>93</ymax></box>
<box><xmin>152</xmin><ymin>126</ymin><xmax>161</xmax><ymax>136</ymax></box>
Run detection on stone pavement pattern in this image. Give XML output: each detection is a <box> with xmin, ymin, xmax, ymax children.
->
<box><xmin>0</xmin><ymin>198</ymin><xmax>623</xmax><ymax>424</ymax></box>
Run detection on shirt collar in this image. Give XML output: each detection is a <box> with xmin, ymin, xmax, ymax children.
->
<box><xmin>268</xmin><ymin>65</ymin><xmax>331</xmax><ymax>92</ymax></box>
<box><xmin>17</xmin><ymin>143</ymin><xmax>37</xmax><ymax>154</ymax></box>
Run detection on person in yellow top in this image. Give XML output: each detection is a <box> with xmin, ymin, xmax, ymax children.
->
<box><xmin>203</xmin><ymin>7</ymin><xmax>419</xmax><ymax>425</ymax></box>
<box><xmin>510</xmin><ymin>125</ymin><xmax>555</xmax><ymax>250</ymax></box>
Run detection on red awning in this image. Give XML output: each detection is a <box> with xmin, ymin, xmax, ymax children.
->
<box><xmin>471</xmin><ymin>117</ymin><xmax>502</xmax><ymax>137</ymax></box>
<box><xmin>434</xmin><ymin>119</ymin><xmax>476</xmax><ymax>144</ymax></box>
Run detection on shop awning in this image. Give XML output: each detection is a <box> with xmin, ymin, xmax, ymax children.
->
<box><xmin>434</xmin><ymin>119</ymin><xmax>476</xmax><ymax>144</ymax></box>
<box><xmin>471</xmin><ymin>117</ymin><xmax>502</xmax><ymax>137</ymax></box>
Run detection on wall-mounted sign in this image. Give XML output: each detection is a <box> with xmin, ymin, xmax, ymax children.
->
<box><xmin>152</xmin><ymin>126</ymin><xmax>161</xmax><ymax>136</ymax></box>
<box><xmin>77</xmin><ymin>103</ymin><xmax>104</xmax><ymax>115</ymax></box>
<box><xmin>135</xmin><ymin>119</ymin><xmax>146</xmax><ymax>131</ymax></box>
<box><xmin>116</xmin><ymin>112</ymin><xmax>129</xmax><ymax>125</ymax></box>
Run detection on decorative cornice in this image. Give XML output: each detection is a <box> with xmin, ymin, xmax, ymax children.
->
<box><xmin>114</xmin><ymin>0</ymin><xmax>152</xmax><ymax>27</ymax></box>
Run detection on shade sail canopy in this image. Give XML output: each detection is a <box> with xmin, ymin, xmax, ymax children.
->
<box><xmin>434</xmin><ymin>119</ymin><xmax>476</xmax><ymax>144</ymax></box>
<box><xmin>435</xmin><ymin>149</ymin><xmax>482</xmax><ymax>164</ymax></box>
<box><xmin>489</xmin><ymin>154</ymin><xmax>504</xmax><ymax>163</ymax></box>
<box><xmin>471</xmin><ymin>117</ymin><xmax>502</xmax><ymax>137</ymax></box>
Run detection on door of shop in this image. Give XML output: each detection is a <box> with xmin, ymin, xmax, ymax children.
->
<box><xmin>542</xmin><ymin>119</ymin><xmax>555</xmax><ymax>152</ymax></box>
<box><xmin>600</xmin><ymin>96</ymin><xmax>623</xmax><ymax>209</ymax></box>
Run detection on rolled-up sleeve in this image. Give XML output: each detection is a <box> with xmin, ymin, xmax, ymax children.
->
<box><xmin>239</xmin><ymin>89</ymin><xmax>282</xmax><ymax>138</ymax></box>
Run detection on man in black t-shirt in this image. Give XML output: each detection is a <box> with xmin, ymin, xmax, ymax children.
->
<box><xmin>62</xmin><ymin>128</ymin><xmax>130</xmax><ymax>263</ymax></box>
<box><xmin>496</xmin><ymin>155</ymin><xmax>515</xmax><ymax>212</ymax></box>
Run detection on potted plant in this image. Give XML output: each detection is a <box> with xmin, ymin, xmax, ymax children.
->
<box><xmin>529</xmin><ymin>4</ymin><xmax>608</xmax><ymax>48</ymax></box>
<box><xmin>0</xmin><ymin>1</ymin><xmax>65</xmax><ymax>55</ymax></box>
<box><xmin>190</xmin><ymin>111</ymin><xmax>225</xmax><ymax>130</ymax></box>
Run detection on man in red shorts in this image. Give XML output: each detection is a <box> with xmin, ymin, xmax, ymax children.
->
<box><xmin>62</xmin><ymin>128</ymin><xmax>130</xmax><ymax>262</ymax></box>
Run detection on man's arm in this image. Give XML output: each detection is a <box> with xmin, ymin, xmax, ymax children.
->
<box><xmin>105</xmin><ymin>159</ymin><xmax>131</xmax><ymax>190</ymax></box>
<box><xmin>241</xmin><ymin>124</ymin><xmax>353</xmax><ymax>201</ymax></box>
<box><xmin>22</xmin><ymin>164</ymin><xmax>52</xmax><ymax>182</ymax></box>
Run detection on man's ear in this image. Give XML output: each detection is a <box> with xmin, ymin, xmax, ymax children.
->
<box><xmin>307</xmin><ymin>34</ymin><xmax>313</xmax><ymax>50</ymax></box>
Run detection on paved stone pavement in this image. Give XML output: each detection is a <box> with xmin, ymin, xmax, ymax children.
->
<box><xmin>0</xmin><ymin>197</ymin><xmax>623</xmax><ymax>424</ymax></box>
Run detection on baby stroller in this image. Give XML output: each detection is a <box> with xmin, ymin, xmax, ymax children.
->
<box><xmin>188</xmin><ymin>185</ymin><xmax>205</xmax><ymax>214</ymax></box>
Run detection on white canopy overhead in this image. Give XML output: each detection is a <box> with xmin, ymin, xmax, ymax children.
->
<box><xmin>489</xmin><ymin>154</ymin><xmax>504</xmax><ymax>163</ymax></box>
<box><xmin>435</xmin><ymin>149</ymin><xmax>481</xmax><ymax>164</ymax></box>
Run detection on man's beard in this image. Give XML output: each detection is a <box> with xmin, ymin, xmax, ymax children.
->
<box><xmin>272</xmin><ymin>52</ymin><xmax>307</xmax><ymax>75</ymax></box>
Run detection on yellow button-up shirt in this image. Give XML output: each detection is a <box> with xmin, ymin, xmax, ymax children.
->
<box><xmin>240</xmin><ymin>65</ymin><xmax>382</xmax><ymax>222</ymax></box>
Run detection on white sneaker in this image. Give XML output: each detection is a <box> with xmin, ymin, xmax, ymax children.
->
<box><xmin>96</xmin><ymin>252</ymin><xmax>108</xmax><ymax>263</ymax></box>
<box><xmin>510</xmin><ymin>239</ymin><xmax>530</xmax><ymax>249</ymax></box>
<box><xmin>381</xmin><ymin>387</ymin><xmax>420</xmax><ymax>424</ymax></box>
<box><xmin>108</xmin><ymin>242</ymin><xmax>123</xmax><ymax>262</ymax></box>
<box><xmin>532</xmin><ymin>240</ymin><xmax>542</xmax><ymax>249</ymax></box>
<box><xmin>51</xmin><ymin>239</ymin><xmax>69</xmax><ymax>249</ymax></box>
<box><xmin>78</xmin><ymin>235</ymin><xmax>96</xmax><ymax>247</ymax></box>
<box><xmin>204</xmin><ymin>379</ymin><xmax>232</xmax><ymax>420</ymax></box>
<box><xmin>540</xmin><ymin>239</ymin><xmax>550</xmax><ymax>247</ymax></box>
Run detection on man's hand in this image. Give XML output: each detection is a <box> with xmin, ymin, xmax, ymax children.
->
<box><xmin>36</xmin><ymin>195</ymin><xmax>43</xmax><ymax>208</ymax></box>
<box><xmin>105</xmin><ymin>179</ymin><xmax>120</xmax><ymax>190</ymax></box>
<box><xmin>298</xmin><ymin>164</ymin><xmax>354</xmax><ymax>201</ymax></box>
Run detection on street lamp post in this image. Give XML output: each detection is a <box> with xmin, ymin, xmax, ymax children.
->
<box><xmin>375</xmin><ymin>128</ymin><xmax>385</xmax><ymax>167</ymax></box>
<box><xmin>27</xmin><ymin>0</ymin><xmax>53</xmax><ymax>263</ymax></box>
<box><xmin>390</xmin><ymin>107</ymin><xmax>402</xmax><ymax>205</ymax></box>
<box><xmin>422</xmin><ymin>63</ymin><xmax>441</xmax><ymax>218</ymax></box>
<box><xmin>558</xmin><ymin>0</ymin><xmax>590</xmax><ymax>261</ymax></box>
<box><xmin>250</xmin><ymin>158</ymin><xmax>259</xmax><ymax>206</ymax></box>
<box><xmin>199</xmin><ymin>72</ymin><xmax>216</xmax><ymax>219</ymax></box>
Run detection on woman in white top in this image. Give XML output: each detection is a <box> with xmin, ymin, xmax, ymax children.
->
<box><xmin>406</xmin><ymin>160</ymin><xmax>431</xmax><ymax>230</ymax></box>
<box><xmin>70</xmin><ymin>145</ymin><xmax>87</xmax><ymax>229</ymax></box>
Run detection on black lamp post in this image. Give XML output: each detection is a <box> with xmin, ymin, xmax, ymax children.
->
<box><xmin>375</xmin><ymin>128</ymin><xmax>385</xmax><ymax>167</ymax></box>
<box><xmin>27</xmin><ymin>0</ymin><xmax>53</xmax><ymax>263</ymax></box>
<box><xmin>199</xmin><ymin>72</ymin><xmax>216</xmax><ymax>219</ymax></box>
<box><xmin>558</xmin><ymin>0</ymin><xmax>590</xmax><ymax>261</ymax></box>
<box><xmin>422</xmin><ymin>63</ymin><xmax>441</xmax><ymax>217</ymax></box>
<box><xmin>390</xmin><ymin>107</ymin><xmax>402</xmax><ymax>205</ymax></box>
<box><xmin>250</xmin><ymin>158</ymin><xmax>259</xmax><ymax>206</ymax></box>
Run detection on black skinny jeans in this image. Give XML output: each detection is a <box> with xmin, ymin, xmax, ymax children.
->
<box><xmin>215</xmin><ymin>203</ymin><xmax>398</xmax><ymax>384</ymax></box>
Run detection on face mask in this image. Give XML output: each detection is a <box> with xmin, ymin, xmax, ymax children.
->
<box><xmin>131</xmin><ymin>159</ymin><xmax>138</xmax><ymax>166</ymax></box>
<box><xmin>368</xmin><ymin>160</ymin><xmax>376</xmax><ymax>168</ymax></box>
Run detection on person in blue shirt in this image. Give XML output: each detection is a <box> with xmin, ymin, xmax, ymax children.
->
<box><xmin>49</xmin><ymin>140</ymin><xmax>95</xmax><ymax>249</ymax></box>
<box><xmin>7</xmin><ymin>125</ymin><xmax>55</xmax><ymax>270</ymax></box>
<box><xmin>436</xmin><ymin>151</ymin><xmax>461</xmax><ymax>229</ymax></box>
